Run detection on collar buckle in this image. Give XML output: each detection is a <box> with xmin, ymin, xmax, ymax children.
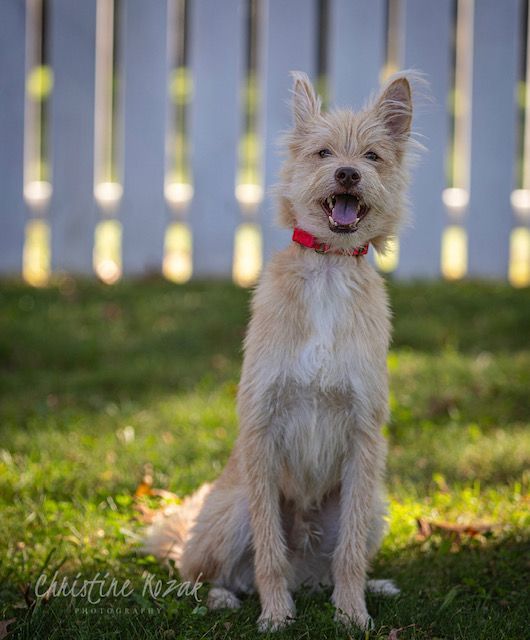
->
<box><xmin>314</xmin><ymin>243</ymin><xmax>329</xmax><ymax>254</ymax></box>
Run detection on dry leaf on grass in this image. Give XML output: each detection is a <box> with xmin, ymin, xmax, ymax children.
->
<box><xmin>134</xmin><ymin>481</ymin><xmax>153</xmax><ymax>498</ymax></box>
<box><xmin>133</xmin><ymin>471</ymin><xmax>181</xmax><ymax>523</ymax></box>
<box><xmin>416</xmin><ymin>518</ymin><xmax>498</xmax><ymax>541</ymax></box>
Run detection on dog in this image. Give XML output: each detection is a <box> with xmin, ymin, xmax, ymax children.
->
<box><xmin>145</xmin><ymin>71</ymin><xmax>415</xmax><ymax>632</ymax></box>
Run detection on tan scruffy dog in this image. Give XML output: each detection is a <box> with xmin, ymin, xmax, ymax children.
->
<box><xmin>145</xmin><ymin>71</ymin><xmax>415</xmax><ymax>632</ymax></box>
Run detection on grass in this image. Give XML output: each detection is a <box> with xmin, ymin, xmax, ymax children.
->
<box><xmin>0</xmin><ymin>277</ymin><xmax>529</xmax><ymax>640</ymax></box>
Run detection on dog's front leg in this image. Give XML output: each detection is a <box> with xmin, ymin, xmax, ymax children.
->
<box><xmin>332</xmin><ymin>424</ymin><xmax>386</xmax><ymax>629</ymax></box>
<box><xmin>243</xmin><ymin>435</ymin><xmax>294</xmax><ymax>632</ymax></box>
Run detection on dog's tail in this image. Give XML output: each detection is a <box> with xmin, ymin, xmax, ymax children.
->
<box><xmin>142</xmin><ymin>483</ymin><xmax>212</xmax><ymax>566</ymax></box>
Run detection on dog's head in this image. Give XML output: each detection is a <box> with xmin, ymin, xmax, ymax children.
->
<box><xmin>278</xmin><ymin>72</ymin><xmax>415</xmax><ymax>253</ymax></box>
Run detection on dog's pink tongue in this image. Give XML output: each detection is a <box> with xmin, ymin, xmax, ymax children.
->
<box><xmin>332</xmin><ymin>195</ymin><xmax>359</xmax><ymax>225</ymax></box>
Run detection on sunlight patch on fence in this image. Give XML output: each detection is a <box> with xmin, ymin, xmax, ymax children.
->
<box><xmin>442</xmin><ymin>187</ymin><xmax>469</xmax><ymax>215</ymax></box>
<box><xmin>95</xmin><ymin>181</ymin><xmax>123</xmax><ymax>212</ymax></box>
<box><xmin>24</xmin><ymin>0</ymin><xmax>52</xmax><ymax>213</ymax></box>
<box><xmin>450</xmin><ymin>0</ymin><xmax>473</xmax><ymax>195</ymax></box>
<box><xmin>509</xmin><ymin>227</ymin><xmax>530</xmax><ymax>287</ymax></box>
<box><xmin>236</xmin><ymin>126</ymin><xmax>263</xmax><ymax>213</ymax></box>
<box><xmin>381</xmin><ymin>0</ymin><xmax>403</xmax><ymax>81</ymax></box>
<box><xmin>24</xmin><ymin>179</ymin><xmax>52</xmax><ymax>210</ymax></box>
<box><xmin>94</xmin><ymin>0</ymin><xmax>121</xmax><ymax>214</ymax></box>
<box><xmin>94</xmin><ymin>219</ymin><xmax>122</xmax><ymax>284</ymax></box>
<box><xmin>166</xmin><ymin>65</ymin><xmax>193</xmax><ymax>212</ymax></box>
<box><xmin>511</xmin><ymin>189</ymin><xmax>530</xmax><ymax>220</ymax></box>
<box><xmin>375</xmin><ymin>238</ymin><xmax>399</xmax><ymax>274</ymax></box>
<box><xmin>236</xmin><ymin>0</ymin><xmax>262</xmax><ymax>214</ymax></box>
<box><xmin>441</xmin><ymin>0</ymin><xmax>473</xmax><ymax>280</ymax></box>
<box><xmin>26</xmin><ymin>64</ymin><xmax>53</xmax><ymax>100</ymax></box>
<box><xmin>165</xmin><ymin>180</ymin><xmax>193</xmax><ymax>208</ymax></box>
<box><xmin>23</xmin><ymin>219</ymin><xmax>50</xmax><ymax>286</ymax></box>
<box><xmin>233</xmin><ymin>223</ymin><xmax>261</xmax><ymax>287</ymax></box>
<box><xmin>441</xmin><ymin>225</ymin><xmax>467</xmax><ymax>280</ymax></box>
<box><xmin>166</xmin><ymin>0</ymin><xmax>192</xmax><ymax>213</ymax></box>
<box><xmin>520</xmin><ymin>3</ymin><xmax>530</xmax><ymax>195</ymax></box>
<box><xmin>235</xmin><ymin>181</ymin><xmax>263</xmax><ymax>208</ymax></box>
<box><xmin>163</xmin><ymin>222</ymin><xmax>192</xmax><ymax>283</ymax></box>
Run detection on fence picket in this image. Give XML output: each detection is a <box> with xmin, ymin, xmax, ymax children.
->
<box><xmin>259</xmin><ymin>0</ymin><xmax>318</xmax><ymax>261</ymax></box>
<box><xmin>120</xmin><ymin>0</ymin><xmax>168</xmax><ymax>275</ymax></box>
<box><xmin>0</xmin><ymin>0</ymin><xmax>26</xmax><ymax>275</ymax></box>
<box><xmin>188</xmin><ymin>0</ymin><xmax>244</xmax><ymax>277</ymax></box>
<box><xmin>397</xmin><ymin>0</ymin><xmax>453</xmax><ymax>277</ymax></box>
<box><xmin>49</xmin><ymin>0</ymin><xmax>97</xmax><ymax>274</ymax></box>
<box><xmin>467</xmin><ymin>0</ymin><xmax>520</xmax><ymax>277</ymax></box>
<box><xmin>0</xmin><ymin>0</ymin><xmax>526</xmax><ymax>284</ymax></box>
<box><xmin>328</xmin><ymin>0</ymin><xmax>386</xmax><ymax>110</ymax></box>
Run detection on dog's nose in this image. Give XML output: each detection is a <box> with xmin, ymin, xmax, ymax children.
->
<box><xmin>335</xmin><ymin>166</ymin><xmax>361</xmax><ymax>188</ymax></box>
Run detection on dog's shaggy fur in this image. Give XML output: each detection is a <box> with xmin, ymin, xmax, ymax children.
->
<box><xmin>145</xmin><ymin>72</ymin><xmax>415</xmax><ymax>631</ymax></box>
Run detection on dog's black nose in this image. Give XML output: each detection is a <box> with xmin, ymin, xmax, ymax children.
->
<box><xmin>335</xmin><ymin>166</ymin><xmax>361</xmax><ymax>187</ymax></box>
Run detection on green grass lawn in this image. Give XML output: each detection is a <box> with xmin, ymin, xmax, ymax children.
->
<box><xmin>0</xmin><ymin>278</ymin><xmax>529</xmax><ymax>640</ymax></box>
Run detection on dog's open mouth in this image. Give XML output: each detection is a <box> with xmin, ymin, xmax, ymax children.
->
<box><xmin>322</xmin><ymin>194</ymin><xmax>369</xmax><ymax>233</ymax></box>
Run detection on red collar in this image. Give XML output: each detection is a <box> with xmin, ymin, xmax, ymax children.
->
<box><xmin>292</xmin><ymin>227</ymin><xmax>369</xmax><ymax>256</ymax></box>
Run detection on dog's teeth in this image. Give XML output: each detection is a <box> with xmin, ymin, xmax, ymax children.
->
<box><xmin>327</xmin><ymin>196</ymin><xmax>334</xmax><ymax>210</ymax></box>
<box><xmin>328</xmin><ymin>216</ymin><xmax>338</xmax><ymax>226</ymax></box>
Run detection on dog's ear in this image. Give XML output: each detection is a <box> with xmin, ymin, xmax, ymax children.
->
<box><xmin>375</xmin><ymin>76</ymin><xmax>412</xmax><ymax>138</ymax></box>
<box><xmin>291</xmin><ymin>71</ymin><xmax>321</xmax><ymax>129</ymax></box>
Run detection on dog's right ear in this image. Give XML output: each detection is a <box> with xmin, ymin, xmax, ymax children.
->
<box><xmin>291</xmin><ymin>71</ymin><xmax>321</xmax><ymax>129</ymax></box>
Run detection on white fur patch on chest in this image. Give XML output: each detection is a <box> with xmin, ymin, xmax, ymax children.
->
<box><xmin>296</xmin><ymin>261</ymin><xmax>360</xmax><ymax>386</ymax></box>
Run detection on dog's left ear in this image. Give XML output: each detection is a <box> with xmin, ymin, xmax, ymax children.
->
<box><xmin>375</xmin><ymin>77</ymin><xmax>412</xmax><ymax>138</ymax></box>
<box><xmin>291</xmin><ymin>71</ymin><xmax>321</xmax><ymax>129</ymax></box>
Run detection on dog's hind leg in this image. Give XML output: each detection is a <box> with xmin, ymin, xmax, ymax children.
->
<box><xmin>179</xmin><ymin>479</ymin><xmax>256</xmax><ymax>601</ymax></box>
<box><xmin>207</xmin><ymin>587</ymin><xmax>242</xmax><ymax>610</ymax></box>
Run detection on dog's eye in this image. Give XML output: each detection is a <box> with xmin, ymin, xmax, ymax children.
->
<box><xmin>318</xmin><ymin>149</ymin><xmax>333</xmax><ymax>158</ymax></box>
<box><xmin>364</xmin><ymin>151</ymin><xmax>380</xmax><ymax>162</ymax></box>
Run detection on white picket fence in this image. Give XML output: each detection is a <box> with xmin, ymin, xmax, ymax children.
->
<box><xmin>0</xmin><ymin>0</ymin><xmax>529</xmax><ymax>285</ymax></box>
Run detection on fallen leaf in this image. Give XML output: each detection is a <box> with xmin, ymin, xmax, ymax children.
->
<box><xmin>134</xmin><ymin>481</ymin><xmax>153</xmax><ymax>498</ymax></box>
<box><xmin>416</xmin><ymin>518</ymin><xmax>432</xmax><ymax>539</ymax></box>
<box><xmin>416</xmin><ymin>518</ymin><xmax>497</xmax><ymax>541</ymax></box>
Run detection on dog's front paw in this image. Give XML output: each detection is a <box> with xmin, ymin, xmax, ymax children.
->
<box><xmin>257</xmin><ymin>613</ymin><xmax>295</xmax><ymax>633</ymax></box>
<box><xmin>334</xmin><ymin>606</ymin><xmax>373</xmax><ymax>630</ymax></box>
<box><xmin>332</xmin><ymin>590</ymin><xmax>372</xmax><ymax>630</ymax></box>
<box><xmin>257</xmin><ymin>599</ymin><xmax>296</xmax><ymax>633</ymax></box>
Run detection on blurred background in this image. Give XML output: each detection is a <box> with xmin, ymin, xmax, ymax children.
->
<box><xmin>1</xmin><ymin>0</ymin><xmax>530</xmax><ymax>287</ymax></box>
<box><xmin>1</xmin><ymin>2</ymin><xmax>529</xmax><ymax>639</ymax></box>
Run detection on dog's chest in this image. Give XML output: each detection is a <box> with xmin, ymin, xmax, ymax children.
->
<box><xmin>278</xmin><ymin>383</ymin><xmax>352</xmax><ymax>503</ymax></box>
<box><xmin>276</xmin><ymin>265</ymin><xmax>381</xmax><ymax>500</ymax></box>
<box><xmin>292</xmin><ymin>263</ymin><xmax>371</xmax><ymax>387</ymax></box>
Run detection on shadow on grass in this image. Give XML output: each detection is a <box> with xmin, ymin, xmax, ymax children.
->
<box><xmin>4</xmin><ymin>537</ymin><xmax>528</xmax><ymax>640</ymax></box>
<box><xmin>1</xmin><ymin>279</ymin><xmax>529</xmax><ymax>407</ymax></box>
